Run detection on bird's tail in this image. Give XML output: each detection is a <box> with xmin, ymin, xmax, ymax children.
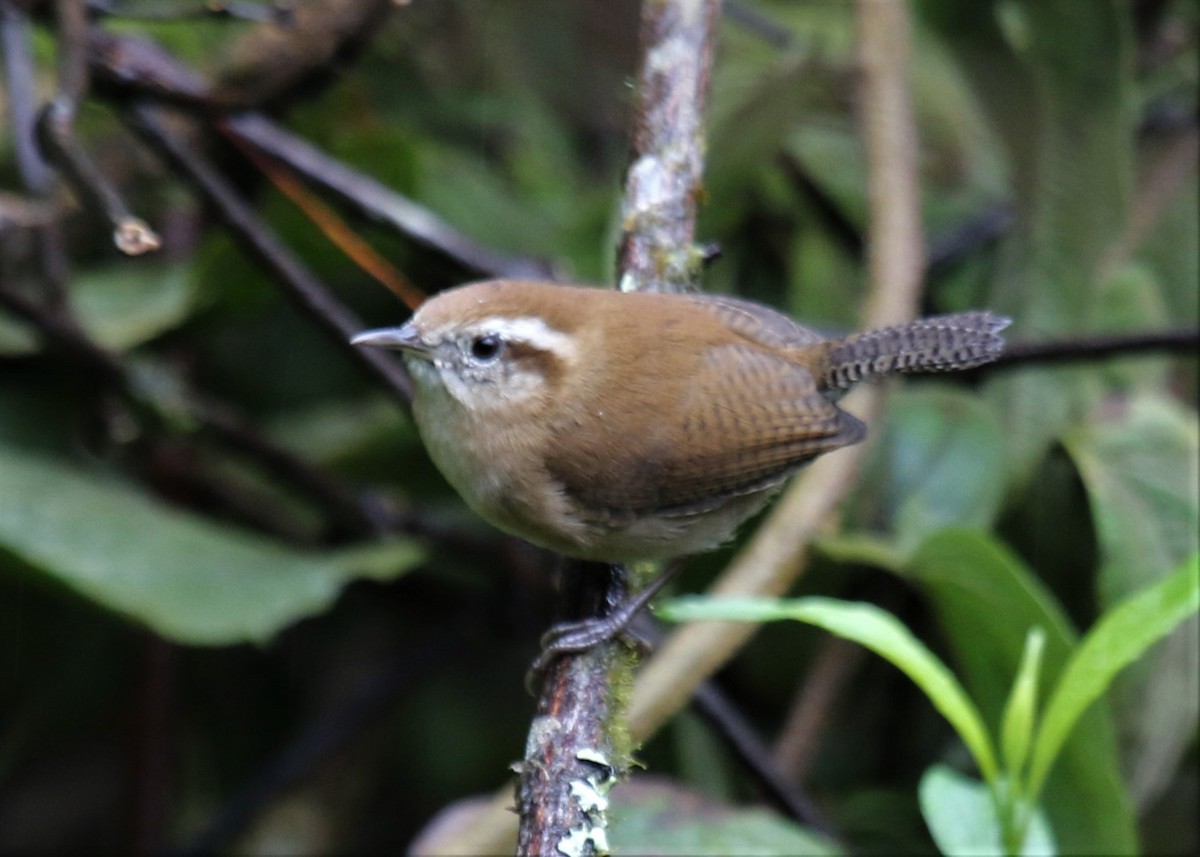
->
<box><xmin>822</xmin><ymin>311</ymin><xmax>1010</xmax><ymax>390</ymax></box>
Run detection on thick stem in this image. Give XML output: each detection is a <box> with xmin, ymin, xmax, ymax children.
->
<box><xmin>515</xmin><ymin>0</ymin><xmax>721</xmax><ymax>853</ymax></box>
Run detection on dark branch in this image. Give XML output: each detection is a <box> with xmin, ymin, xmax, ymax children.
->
<box><xmin>90</xmin><ymin>0</ymin><xmax>296</xmax><ymax>25</ymax></box>
<box><xmin>81</xmin><ymin>25</ymin><xmax>557</xmax><ymax>280</ymax></box>
<box><xmin>122</xmin><ymin>102</ymin><xmax>415</xmax><ymax>404</ymax></box>
<box><xmin>691</xmin><ymin>681</ymin><xmax>833</xmax><ymax>835</ymax></box>
<box><xmin>220</xmin><ymin>114</ymin><xmax>557</xmax><ymax>281</ymax></box>
<box><xmin>2</xmin><ymin>1</ymin><xmax>55</xmax><ymax>192</ymax></box>
<box><xmin>36</xmin><ymin>99</ymin><xmax>162</xmax><ymax>254</ymax></box>
<box><xmin>985</xmin><ymin>328</ymin><xmax>1199</xmax><ymax>373</ymax></box>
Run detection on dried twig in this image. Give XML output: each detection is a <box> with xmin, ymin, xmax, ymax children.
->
<box><xmin>231</xmin><ymin>136</ymin><xmax>427</xmax><ymax>310</ymax></box>
<box><xmin>36</xmin><ymin>101</ymin><xmax>163</xmax><ymax>255</ymax></box>
<box><xmin>771</xmin><ymin>634</ymin><xmax>868</xmax><ymax>782</ymax></box>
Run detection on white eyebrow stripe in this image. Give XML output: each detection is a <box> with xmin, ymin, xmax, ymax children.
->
<box><xmin>474</xmin><ymin>316</ymin><xmax>578</xmax><ymax>362</ymax></box>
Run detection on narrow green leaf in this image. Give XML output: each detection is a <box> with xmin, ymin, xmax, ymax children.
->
<box><xmin>0</xmin><ymin>447</ymin><xmax>423</xmax><ymax>645</ymax></box>
<box><xmin>814</xmin><ymin>532</ymin><xmax>905</xmax><ymax>572</ymax></box>
<box><xmin>1001</xmin><ymin>628</ymin><xmax>1045</xmax><ymax>784</ymax></box>
<box><xmin>1027</xmin><ymin>555</ymin><xmax>1200</xmax><ymax>800</ymax></box>
<box><xmin>659</xmin><ymin>595</ymin><xmax>998</xmax><ymax>782</ymax></box>
<box><xmin>904</xmin><ymin>529</ymin><xmax>1135</xmax><ymax>853</ymax></box>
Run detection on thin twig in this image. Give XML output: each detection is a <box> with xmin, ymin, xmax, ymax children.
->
<box><xmin>36</xmin><ymin>101</ymin><xmax>163</xmax><ymax>255</ymax></box>
<box><xmin>36</xmin><ymin>0</ymin><xmax>164</xmax><ymax>255</ymax></box>
<box><xmin>723</xmin><ymin>0</ymin><xmax>793</xmax><ymax>49</ymax></box>
<box><xmin>2</xmin><ymin>0</ymin><xmax>72</xmax><ymax>311</ymax></box>
<box><xmin>985</xmin><ymin>328</ymin><xmax>1199</xmax><ymax>372</ymax></box>
<box><xmin>855</xmin><ymin>0</ymin><xmax>924</xmax><ymax>327</ymax></box>
<box><xmin>1100</xmin><ymin>124</ymin><xmax>1199</xmax><ymax>282</ymax></box>
<box><xmin>87</xmin><ymin>26</ymin><xmax>217</xmax><ymax>107</ymax></box>
<box><xmin>691</xmin><ymin>681</ymin><xmax>834</xmax><ymax>834</ymax></box>
<box><xmin>123</xmin><ymin>102</ymin><xmax>415</xmax><ymax>404</ymax></box>
<box><xmin>231</xmin><ymin>136</ymin><xmax>427</xmax><ymax>310</ymax></box>
<box><xmin>221</xmin><ymin>114</ymin><xmax>557</xmax><ymax>281</ymax></box>
<box><xmin>54</xmin><ymin>0</ymin><xmax>89</xmax><ymax>113</ymax></box>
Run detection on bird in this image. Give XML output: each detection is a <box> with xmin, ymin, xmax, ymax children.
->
<box><xmin>351</xmin><ymin>279</ymin><xmax>1009</xmax><ymax>565</ymax></box>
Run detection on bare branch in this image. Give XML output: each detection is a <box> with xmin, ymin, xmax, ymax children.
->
<box><xmin>516</xmin><ymin>0</ymin><xmax>721</xmax><ymax>854</ymax></box>
<box><xmin>616</xmin><ymin>0</ymin><xmax>721</xmax><ymax>294</ymax></box>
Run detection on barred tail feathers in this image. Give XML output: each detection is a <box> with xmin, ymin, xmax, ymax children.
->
<box><xmin>823</xmin><ymin>311</ymin><xmax>1010</xmax><ymax>390</ymax></box>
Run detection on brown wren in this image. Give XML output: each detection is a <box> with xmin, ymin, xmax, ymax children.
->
<box><xmin>352</xmin><ymin>280</ymin><xmax>1009</xmax><ymax>564</ymax></box>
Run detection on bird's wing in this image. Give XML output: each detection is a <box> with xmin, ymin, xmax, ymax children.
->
<box><xmin>546</xmin><ymin>344</ymin><xmax>864</xmax><ymax>516</ymax></box>
<box><xmin>685</xmin><ymin>293</ymin><xmax>828</xmax><ymax>349</ymax></box>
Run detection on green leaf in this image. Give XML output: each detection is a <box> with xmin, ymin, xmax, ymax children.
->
<box><xmin>919</xmin><ymin>765</ymin><xmax>1056</xmax><ymax>857</ymax></box>
<box><xmin>1065</xmin><ymin>395</ymin><xmax>1200</xmax><ymax>806</ymax></box>
<box><xmin>904</xmin><ymin>530</ymin><xmax>1135</xmax><ymax>854</ymax></box>
<box><xmin>1027</xmin><ymin>555</ymin><xmax>1200</xmax><ymax>801</ymax></box>
<box><xmin>0</xmin><ymin>263</ymin><xmax>199</xmax><ymax>356</ymax></box>
<box><xmin>610</xmin><ymin>777</ymin><xmax>842</xmax><ymax>856</ymax></box>
<box><xmin>877</xmin><ymin>388</ymin><xmax>1007</xmax><ymax>552</ymax></box>
<box><xmin>1065</xmin><ymin>395</ymin><xmax>1199</xmax><ymax>604</ymax></box>
<box><xmin>659</xmin><ymin>595</ymin><xmax>998</xmax><ymax>783</ymax></box>
<box><xmin>0</xmin><ymin>446</ymin><xmax>422</xmax><ymax>645</ymax></box>
<box><xmin>1001</xmin><ymin>628</ymin><xmax>1045</xmax><ymax>784</ymax></box>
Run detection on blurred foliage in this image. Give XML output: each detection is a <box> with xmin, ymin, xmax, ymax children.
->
<box><xmin>0</xmin><ymin>0</ymin><xmax>1196</xmax><ymax>854</ymax></box>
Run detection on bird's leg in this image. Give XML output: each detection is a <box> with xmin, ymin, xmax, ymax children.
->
<box><xmin>527</xmin><ymin>559</ymin><xmax>684</xmax><ymax>683</ymax></box>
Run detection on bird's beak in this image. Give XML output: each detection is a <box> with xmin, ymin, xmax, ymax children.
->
<box><xmin>350</xmin><ymin>322</ymin><xmax>431</xmax><ymax>357</ymax></box>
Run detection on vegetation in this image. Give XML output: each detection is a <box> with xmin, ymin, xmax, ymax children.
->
<box><xmin>0</xmin><ymin>0</ymin><xmax>1195</xmax><ymax>853</ymax></box>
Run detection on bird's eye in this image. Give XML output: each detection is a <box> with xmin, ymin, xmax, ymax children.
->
<box><xmin>469</xmin><ymin>334</ymin><xmax>503</xmax><ymax>362</ymax></box>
